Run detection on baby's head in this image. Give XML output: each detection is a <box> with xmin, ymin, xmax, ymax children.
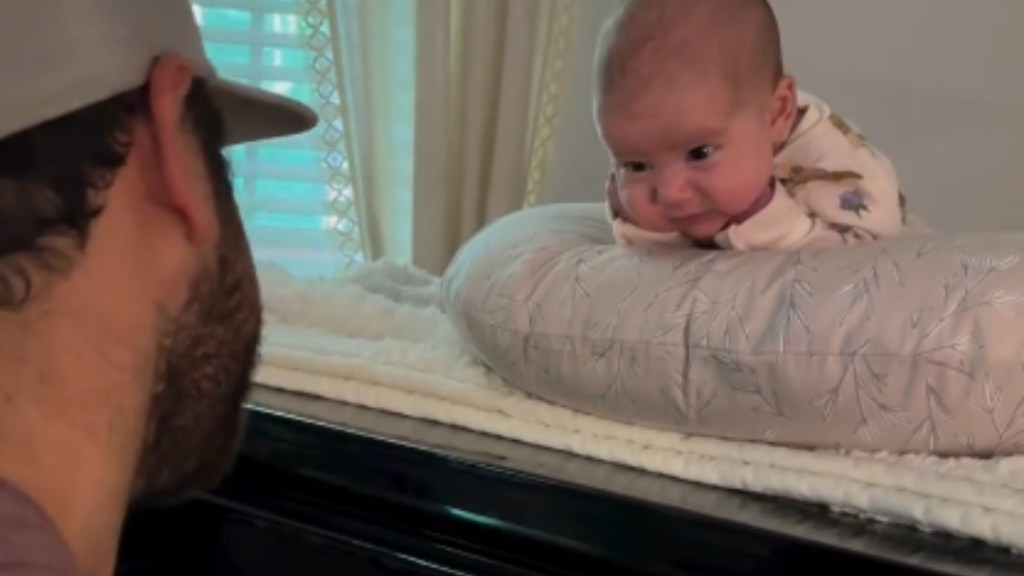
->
<box><xmin>596</xmin><ymin>0</ymin><xmax>798</xmax><ymax>240</ymax></box>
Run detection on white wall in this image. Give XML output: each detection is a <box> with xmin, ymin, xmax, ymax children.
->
<box><xmin>539</xmin><ymin>0</ymin><xmax>1024</xmax><ymax>233</ymax></box>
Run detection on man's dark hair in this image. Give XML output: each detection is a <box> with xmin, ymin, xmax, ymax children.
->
<box><xmin>0</xmin><ymin>79</ymin><xmax>229</xmax><ymax>309</ymax></box>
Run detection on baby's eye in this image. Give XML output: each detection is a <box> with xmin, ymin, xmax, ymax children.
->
<box><xmin>620</xmin><ymin>161</ymin><xmax>649</xmax><ymax>174</ymax></box>
<box><xmin>687</xmin><ymin>145</ymin><xmax>716</xmax><ymax>163</ymax></box>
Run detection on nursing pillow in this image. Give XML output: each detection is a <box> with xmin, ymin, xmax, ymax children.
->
<box><xmin>441</xmin><ymin>203</ymin><xmax>1024</xmax><ymax>455</ymax></box>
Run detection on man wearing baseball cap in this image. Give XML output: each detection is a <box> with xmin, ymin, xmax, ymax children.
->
<box><xmin>0</xmin><ymin>0</ymin><xmax>318</xmax><ymax>574</ymax></box>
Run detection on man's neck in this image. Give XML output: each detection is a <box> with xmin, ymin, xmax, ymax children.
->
<box><xmin>0</xmin><ymin>315</ymin><xmax>150</xmax><ymax>576</ymax></box>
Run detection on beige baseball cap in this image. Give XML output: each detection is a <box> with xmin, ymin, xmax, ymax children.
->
<box><xmin>0</xmin><ymin>0</ymin><xmax>318</xmax><ymax>145</ymax></box>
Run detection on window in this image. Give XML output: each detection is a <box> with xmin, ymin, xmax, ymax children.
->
<box><xmin>192</xmin><ymin>0</ymin><xmax>363</xmax><ymax>279</ymax></box>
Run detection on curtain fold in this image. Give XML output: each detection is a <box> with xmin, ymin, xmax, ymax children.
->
<box><xmin>303</xmin><ymin>0</ymin><xmax>578</xmax><ymax>276</ymax></box>
<box><xmin>315</xmin><ymin>0</ymin><xmax>417</xmax><ymax>264</ymax></box>
<box><xmin>414</xmin><ymin>0</ymin><xmax>549</xmax><ymax>274</ymax></box>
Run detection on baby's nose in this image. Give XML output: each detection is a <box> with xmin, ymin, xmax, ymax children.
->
<box><xmin>655</xmin><ymin>172</ymin><xmax>694</xmax><ymax>206</ymax></box>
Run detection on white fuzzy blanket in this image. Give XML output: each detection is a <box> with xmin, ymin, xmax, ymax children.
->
<box><xmin>254</xmin><ymin>261</ymin><xmax>1024</xmax><ymax>553</ymax></box>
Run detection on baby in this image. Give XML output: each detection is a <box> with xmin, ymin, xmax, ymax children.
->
<box><xmin>597</xmin><ymin>0</ymin><xmax>908</xmax><ymax>250</ymax></box>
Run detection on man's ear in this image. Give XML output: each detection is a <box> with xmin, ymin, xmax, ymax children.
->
<box><xmin>145</xmin><ymin>54</ymin><xmax>216</xmax><ymax>245</ymax></box>
<box><xmin>768</xmin><ymin>75</ymin><xmax>798</xmax><ymax>145</ymax></box>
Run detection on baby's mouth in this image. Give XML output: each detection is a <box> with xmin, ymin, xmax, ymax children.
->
<box><xmin>672</xmin><ymin>212</ymin><xmax>714</xmax><ymax>226</ymax></box>
<box><xmin>670</xmin><ymin>212</ymin><xmax>727</xmax><ymax>238</ymax></box>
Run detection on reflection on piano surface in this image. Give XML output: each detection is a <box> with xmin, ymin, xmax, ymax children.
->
<box><xmin>117</xmin><ymin>388</ymin><xmax>1024</xmax><ymax>576</ymax></box>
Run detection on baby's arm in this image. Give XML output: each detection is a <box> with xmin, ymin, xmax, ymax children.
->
<box><xmin>720</xmin><ymin>158</ymin><xmax>905</xmax><ymax>251</ymax></box>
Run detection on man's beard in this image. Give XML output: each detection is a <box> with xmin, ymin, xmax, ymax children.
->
<box><xmin>130</xmin><ymin>190</ymin><xmax>263</xmax><ymax>508</ymax></box>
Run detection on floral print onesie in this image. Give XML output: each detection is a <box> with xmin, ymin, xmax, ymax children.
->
<box><xmin>611</xmin><ymin>91</ymin><xmax>908</xmax><ymax>250</ymax></box>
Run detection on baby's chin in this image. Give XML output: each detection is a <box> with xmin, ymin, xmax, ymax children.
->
<box><xmin>672</xmin><ymin>213</ymin><xmax>730</xmax><ymax>241</ymax></box>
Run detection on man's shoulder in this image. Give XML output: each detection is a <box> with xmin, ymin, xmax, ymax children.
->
<box><xmin>0</xmin><ymin>479</ymin><xmax>80</xmax><ymax>575</ymax></box>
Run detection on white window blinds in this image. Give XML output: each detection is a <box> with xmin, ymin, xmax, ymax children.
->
<box><xmin>192</xmin><ymin>0</ymin><xmax>363</xmax><ymax>279</ymax></box>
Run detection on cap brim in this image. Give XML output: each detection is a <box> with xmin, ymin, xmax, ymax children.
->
<box><xmin>208</xmin><ymin>78</ymin><xmax>318</xmax><ymax>146</ymax></box>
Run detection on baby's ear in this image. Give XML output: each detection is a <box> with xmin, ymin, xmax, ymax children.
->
<box><xmin>768</xmin><ymin>75</ymin><xmax>798</xmax><ymax>143</ymax></box>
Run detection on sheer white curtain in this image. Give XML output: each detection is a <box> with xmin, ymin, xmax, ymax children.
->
<box><xmin>194</xmin><ymin>0</ymin><xmax>579</xmax><ymax>278</ymax></box>
<box><xmin>328</xmin><ymin>0</ymin><xmax>580</xmax><ymax>274</ymax></box>
<box><xmin>409</xmin><ymin>0</ymin><xmax>575</xmax><ymax>273</ymax></box>
<box><xmin>318</xmin><ymin>0</ymin><xmax>418</xmax><ymax>265</ymax></box>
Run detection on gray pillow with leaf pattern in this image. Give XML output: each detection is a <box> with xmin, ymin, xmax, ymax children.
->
<box><xmin>441</xmin><ymin>202</ymin><xmax>1024</xmax><ymax>455</ymax></box>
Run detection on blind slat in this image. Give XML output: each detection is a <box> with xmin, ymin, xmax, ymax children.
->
<box><xmin>196</xmin><ymin>0</ymin><xmax>305</xmax><ymax>11</ymax></box>
<box><xmin>198</xmin><ymin>29</ymin><xmax>306</xmax><ymax>49</ymax></box>
<box><xmin>232</xmin><ymin>164</ymin><xmax>331</xmax><ymax>183</ymax></box>
<box><xmin>193</xmin><ymin>0</ymin><xmax>356</xmax><ymax>278</ymax></box>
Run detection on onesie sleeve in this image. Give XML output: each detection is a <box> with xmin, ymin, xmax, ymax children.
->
<box><xmin>718</xmin><ymin>175</ymin><xmax>903</xmax><ymax>250</ymax></box>
<box><xmin>718</xmin><ymin>137</ymin><xmax>906</xmax><ymax>250</ymax></box>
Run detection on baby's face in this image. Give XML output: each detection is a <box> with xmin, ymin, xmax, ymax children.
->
<box><xmin>599</xmin><ymin>76</ymin><xmax>779</xmax><ymax>241</ymax></box>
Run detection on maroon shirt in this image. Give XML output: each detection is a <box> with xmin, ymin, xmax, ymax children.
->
<box><xmin>0</xmin><ymin>479</ymin><xmax>79</xmax><ymax>575</ymax></box>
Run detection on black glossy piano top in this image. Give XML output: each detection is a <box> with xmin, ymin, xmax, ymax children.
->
<box><xmin>227</xmin><ymin>387</ymin><xmax>1024</xmax><ymax>576</ymax></box>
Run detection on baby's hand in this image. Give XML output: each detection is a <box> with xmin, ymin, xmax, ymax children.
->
<box><xmin>606</xmin><ymin>170</ymin><xmax>628</xmax><ymax>220</ymax></box>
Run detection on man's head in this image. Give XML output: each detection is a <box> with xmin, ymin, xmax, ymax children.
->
<box><xmin>595</xmin><ymin>0</ymin><xmax>798</xmax><ymax>240</ymax></box>
<box><xmin>0</xmin><ymin>0</ymin><xmax>315</xmax><ymax>510</ymax></box>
